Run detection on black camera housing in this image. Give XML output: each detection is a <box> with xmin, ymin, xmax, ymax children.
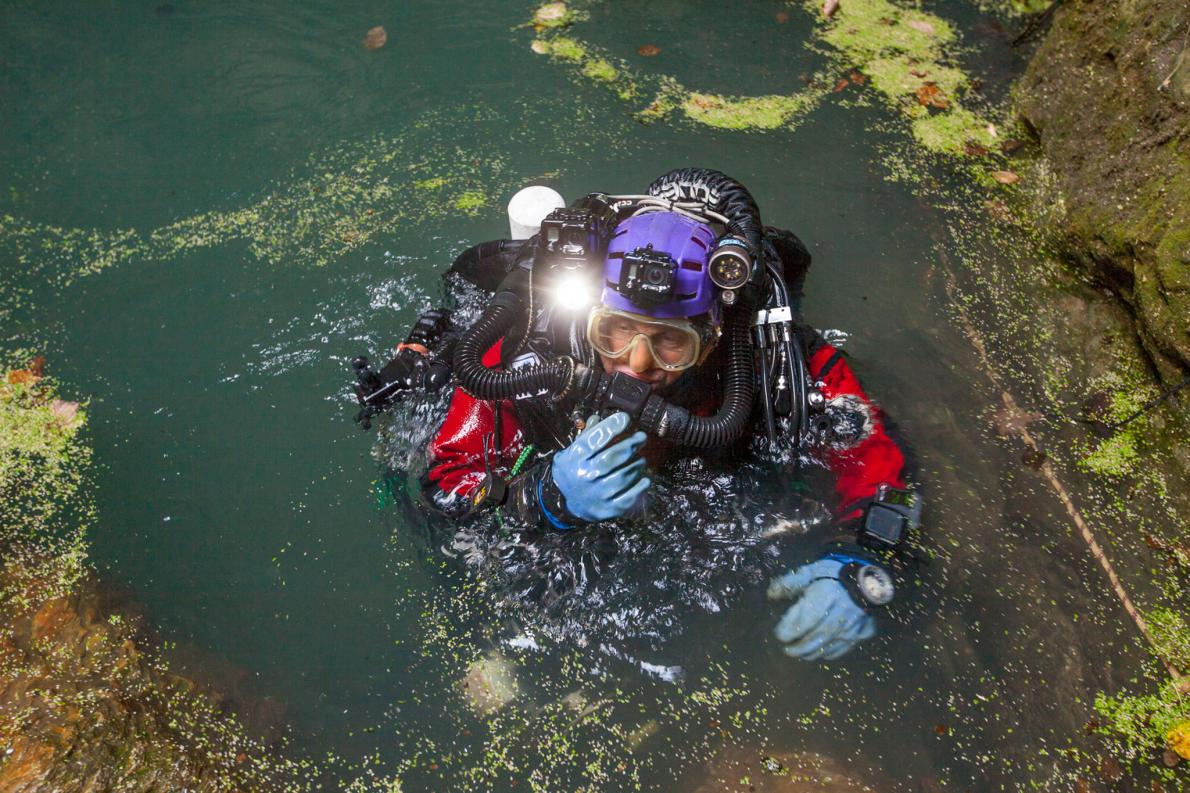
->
<box><xmin>537</xmin><ymin>193</ymin><xmax>617</xmax><ymax>272</ymax></box>
<box><xmin>619</xmin><ymin>244</ymin><xmax>677</xmax><ymax>306</ymax></box>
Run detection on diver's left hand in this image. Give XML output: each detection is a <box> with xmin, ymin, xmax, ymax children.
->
<box><xmin>767</xmin><ymin>558</ymin><xmax>876</xmax><ymax>661</ymax></box>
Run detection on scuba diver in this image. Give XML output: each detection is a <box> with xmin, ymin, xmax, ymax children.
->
<box><xmin>351</xmin><ymin>168</ymin><xmax>921</xmax><ymax>661</ymax></box>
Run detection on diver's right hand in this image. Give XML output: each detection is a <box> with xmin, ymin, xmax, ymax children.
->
<box><xmin>550</xmin><ymin>412</ymin><xmax>651</xmax><ymax>522</ymax></box>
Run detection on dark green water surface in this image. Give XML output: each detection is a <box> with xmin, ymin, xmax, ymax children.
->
<box><xmin>1</xmin><ymin>1</ymin><xmax>1155</xmax><ymax>790</ymax></box>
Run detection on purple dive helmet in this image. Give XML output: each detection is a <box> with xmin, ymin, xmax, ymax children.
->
<box><xmin>601</xmin><ymin>211</ymin><xmax>720</xmax><ymax>323</ymax></box>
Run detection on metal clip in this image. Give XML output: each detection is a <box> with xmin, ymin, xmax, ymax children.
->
<box><xmin>753</xmin><ymin>306</ymin><xmax>793</xmax><ymax>326</ymax></box>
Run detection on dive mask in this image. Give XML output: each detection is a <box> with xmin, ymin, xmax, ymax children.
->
<box><xmin>586</xmin><ymin>307</ymin><xmax>711</xmax><ymax>372</ymax></box>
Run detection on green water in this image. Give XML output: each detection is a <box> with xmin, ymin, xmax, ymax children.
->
<box><xmin>1</xmin><ymin>1</ymin><xmax>1157</xmax><ymax>789</ymax></box>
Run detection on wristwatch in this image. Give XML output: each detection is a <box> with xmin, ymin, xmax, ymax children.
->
<box><xmin>828</xmin><ymin>552</ymin><xmax>894</xmax><ymax>607</ymax></box>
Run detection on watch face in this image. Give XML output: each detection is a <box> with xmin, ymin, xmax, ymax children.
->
<box><xmin>856</xmin><ymin>565</ymin><xmax>895</xmax><ymax>606</ymax></box>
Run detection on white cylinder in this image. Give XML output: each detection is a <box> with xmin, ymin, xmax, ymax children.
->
<box><xmin>507</xmin><ymin>185</ymin><xmax>565</xmax><ymax>240</ymax></box>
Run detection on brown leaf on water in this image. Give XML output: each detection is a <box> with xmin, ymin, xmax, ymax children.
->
<box><xmin>964</xmin><ymin>140</ymin><xmax>989</xmax><ymax>156</ymax></box>
<box><xmin>992</xmin><ymin>405</ymin><xmax>1041</xmax><ymax>438</ymax></box>
<box><xmin>775</xmin><ymin>11</ymin><xmax>790</xmax><ymax>23</ymax></box>
<box><xmin>934</xmin><ymin>723</ymin><xmax>948</xmax><ymax>735</ymax></box>
<box><xmin>1083</xmin><ymin>718</ymin><xmax>1100</xmax><ymax>733</ymax></box>
<box><xmin>992</xmin><ymin>170</ymin><xmax>1020</xmax><ymax>185</ymax></box>
<box><xmin>363</xmin><ymin>26</ymin><xmax>387</xmax><ymax>50</ymax></box>
<box><xmin>822</xmin><ymin>0</ymin><xmax>840</xmax><ymax>19</ymax></box>
<box><xmin>28</xmin><ymin>356</ymin><xmax>46</xmax><ymax>377</ymax></box>
<box><xmin>49</xmin><ymin>400</ymin><xmax>81</xmax><ymax>430</ymax></box>
<box><xmin>916</xmin><ymin>82</ymin><xmax>948</xmax><ymax>108</ymax></box>
<box><xmin>848</xmin><ymin>70</ymin><xmax>867</xmax><ymax>85</ymax></box>
<box><xmin>1021</xmin><ymin>449</ymin><xmax>1047</xmax><ymax>469</ymax></box>
<box><xmin>1074</xmin><ymin>779</ymin><xmax>1090</xmax><ymax>793</ymax></box>
<box><xmin>833</xmin><ymin>78</ymin><xmax>850</xmax><ymax>93</ymax></box>
<box><xmin>906</xmin><ymin>19</ymin><xmax>935</xmax><ymax>35</ymax></box>
<box><xmin>7</xmin><ymin>368</ymin><xmax>40</xmax><ymax>386</ymax></box>
<box><xmin>637</xmin><ymin>44</ymin><xmax>660</xmax><ymax>57</ymax></box>
<box><xmin>1098</xmin><ymin>755</ymin><xmax>1124</xmax><ymax>782</ymax></box>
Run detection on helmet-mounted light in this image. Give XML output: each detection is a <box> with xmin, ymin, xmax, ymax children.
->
<box><xmin>708</xmin><ymin>236</ymin><xmax>753</xmax><ymax>294</ymax></box>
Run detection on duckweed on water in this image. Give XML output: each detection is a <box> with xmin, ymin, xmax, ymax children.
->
<box><xmin>529</xmin><ymin>2</ymin><xmax>831</xmax><ymax>131</ymax></box>
<box><xmin>802</xmin><ymin>0</ymin><xmax>998</xmax><ymax>153</ymax></box>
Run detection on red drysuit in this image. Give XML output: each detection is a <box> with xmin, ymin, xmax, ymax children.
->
<box><xmin>425</xmin><ymin>336</ymin><xmax>907</xmax><ymax>524</ymax></box>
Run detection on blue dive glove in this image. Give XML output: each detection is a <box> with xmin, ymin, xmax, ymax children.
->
<box><xmin>548</xmin><ymin>412</ymin><xmax>651</xmax><ymax>524</ymax></box>
<box><xmin>767</xmin><ymin>556</ymin><xmax>878</xmax><ymax>661</ymax></box>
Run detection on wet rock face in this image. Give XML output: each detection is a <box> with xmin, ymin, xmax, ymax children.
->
<box><xmin>1016</xmin><ymin>0</ymin><xmax>1190</xmax><ymax>382</ymax></box>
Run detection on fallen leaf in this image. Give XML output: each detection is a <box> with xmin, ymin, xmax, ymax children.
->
<box><xmin>49</xmin><ymin>400</ymin><xmax>81</xmax><ymax>429</ymax></box>
<box><xmin>535</xmin><ymin>2</ymin><xmax>569</xmax><ymax>25</ymax></box>
<box><xmin>906</xmin><ymin>19</ymin><xmax>935</xmax><ymax>35</ymax></box>
<box><xmin>1162</xmin><ymin>748</ymin><xmax>1182</xmax><ymax>768</ymax></box>
<box><xmin>637</xmin><ymin>44</ymin><xmax>660</xmax><ymax>57</ymax></box>
<box><xmin>916</xmin><ymin>82</ymin><xmax>948</xmax><ymax>108</ymax></box>
<box><xmin>1001</xmin><ymin>139</ymin><xmax>1024</xmax><ymax>155</ymax></box>
<box><xmin>1074</xmin><ymin>779</ymin><xmax>1090</xmax><ymax>793</ymax></box>
<box><xmin>984</xmin><ymin>198</ymin><xmax>1011</xmax><ymax>222</ymax></box>
<box><xmin>1083</xmin><ymin>718</ymin><xmax>1100</xmax><ymax>733</ymax></box>
<box><xmin>987</xmin><ymin>123</ymin><xmax>998</xmax><ymax>138</ymax></box>
<box><xmin>833</xmin><ymin>78</ymin><xmax>850</xmax><ymax>92</ymax></box>
<box><xmin>822</xmin><ymin>0</ymin><xmax>840</xmax><ymax>18</ymax></box>
<box><xmin>964</xmin><ymin>140</ymin><xmax>989</xmax><ymax>157</ymax></box>
<box><xmin>363</xmin><ymin>26</ymin><xmax>387</xmax><ymax>50</ymax></box>
<box><xmin>992</xmin><ymin>405</ymin><xmax>1041</xmax><ymax>437</ymax></box>
<box><xmin>934</xmin><ymin>723</ymin><xmax>949</xmax><ymax>735</ymax></box>
<box><xmin>1098</xmin><ymin>755</ymin><xmax>1124</xmax><ymax>783</ymax></box>
<box><xmin>848</xmin><ymin>70</ymin><xmax>867</xmax><ymax>85</ymax></box>
<box><xmin>1021</xmin><ymin>449</ymin><xmax>1047</xmax><ymax>469</ymax></box>
<box><xmin>28</xmin><ymin>356</ymin><xmax>45</xmax><ymax>376</ymax></box>
<box><xmin>7</xmin><ymin>369</ymin><xmax>40</xmax><ymax>386</ymax></box>
<box><xmin>530</xmin><ymin>40</ymin><xmax>548</xmax><ymax>54</ymax></box>
<box><xmin>775</xmin><ymin>11</ymin><xmax>790</xmax><ymax>23</ymax></box>
<box><xmin>910</xmin><ymin>69</ymin><xmax>929</xmax><ymax>78</ymax></box>
<box><xmin>992</xmin><ymin>170</ymin><xmax>1020</xmax><ymax>185</ymax></box>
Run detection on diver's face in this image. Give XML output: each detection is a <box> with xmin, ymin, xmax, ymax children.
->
<box><xmin>596</xmin><ymin>316</ymin><xmax>689</xmax><ymax>391</ymax></box>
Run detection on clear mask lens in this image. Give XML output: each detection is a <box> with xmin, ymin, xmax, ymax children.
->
<box><xmin>587</xmin><ymin>309</ymin><xmax>702</xmax><ymax>371</ymax></box>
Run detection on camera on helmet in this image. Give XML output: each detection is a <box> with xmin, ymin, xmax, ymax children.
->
<box><xmin>619</xmin><ymin>244</ymin><xmax>677</xmax><ymax>306</ymax></box>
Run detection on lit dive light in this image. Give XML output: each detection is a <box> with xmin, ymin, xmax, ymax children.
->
<box><xmin>708</xmin><ymin>236</ymin><xmax>753</xmax><ymax>290</ymax></box>
<box><xmin>551</xmin><ymin>269</ymin><xmax>596</xmax><ymax>313</ymax></box>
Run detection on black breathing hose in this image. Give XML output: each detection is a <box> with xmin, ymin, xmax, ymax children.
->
<box><xmin>452</xmin><ymin>168</ymin><xmax>764</xmax><ymax>449</ymax></box>
<box><xmin>646</xmin><ymin>167</ymin><xmax>764</xmax><ymax>259</ymax></box>
<box><xmin>452</xmin><ymin>269</ymin><xmax>579</xmax><ymax>400</ymax></box>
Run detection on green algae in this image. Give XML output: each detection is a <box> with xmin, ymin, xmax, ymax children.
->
<box><xmin>528</xmin><ymin>3</ymin><xmax>829</xmax><ymax>132</ymax></box>
<box><xmin>542</xmin><ymin>36</ymin><xmax>586</xmax><ymax>62</ymax></box>
<box><xmin>681</xmin><ymin>92</ymin><xmax>819</xmax><ymax>131</ymax></box>
<box><xmin>526</xmin><ymin>0</ymin><xmax>994</xmax><ymax>146</ymax></box>
<box><xmin>0</xmin><ymin>107</ymin><xmax>539</xmax><ymax>323</ymax></box>
<box><xmin>454</xmin><ymin>190</ymin><xmax>489</xmax><ymax>215</ymax></box>
<box><xmin>0</xmin><ymin>358</ymin><xmax>333</xmax><ymax>789</ymax></box>
<box><xmin>803</xmin><ymin>0</ymin><xmax>996</xmax><ymax>154</ymax></box>
<box><xmin>581</xmin><ymin>57</ymin><xmax>617</xmax><ymax>83</ymax></box>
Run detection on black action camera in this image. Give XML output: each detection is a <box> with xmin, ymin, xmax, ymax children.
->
<box><xmin>619</xmin><ymin>244</ymin><xmax>677</xmax><ymax>305</ymax></box>
<box><xmin>537</xmin><ymin>193</ymin><xmax>617</xmax><ymax>272</ymax></box>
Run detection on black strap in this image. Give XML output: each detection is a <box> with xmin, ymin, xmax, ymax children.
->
<box><xmin>816</xmin><ymin>348</ymin><xmax>844</xmax><ymax>379</ymax></box>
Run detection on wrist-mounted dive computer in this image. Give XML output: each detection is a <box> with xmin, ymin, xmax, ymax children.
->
<box><xmin>840</xmin><ymin>561</ymin><xmax>896</xmax><ymax>609</ymax></box>
<box><xmin>860</xmin><ymin>484</ymin><xmax>922</xmax><ymax>548</ymax></box>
